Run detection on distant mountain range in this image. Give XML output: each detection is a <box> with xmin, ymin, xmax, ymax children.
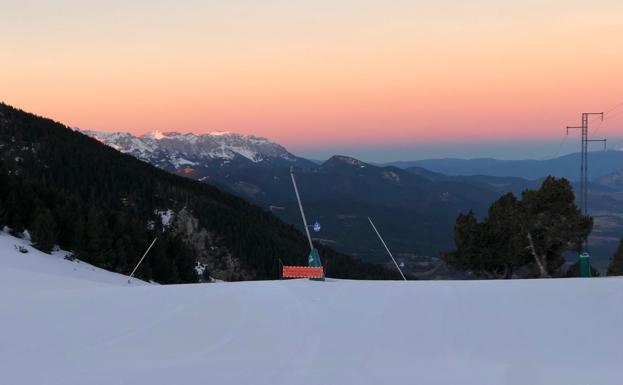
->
<box><xmin>388</xmin><ymin>150</ymin><xmax>623</xmax><ymax>181</ymax></box>
<box><xmin>82</xmin><ymin>129</ymin><xmax>315</xmax><ymax>174</ymax></box>
<box><xmin>82</xmin><ymin>128</ymin><xmax>623</xmax><ymax>274</ymax></box>
<box><xmin>79</xmin><ymin>130</ymin><xmax>522</xmax><ymax>274</ymax></box>
<box><xmin>83</xmin><ymin>129</ymin><xmax>623</xmax><ymax>183</ymax></box>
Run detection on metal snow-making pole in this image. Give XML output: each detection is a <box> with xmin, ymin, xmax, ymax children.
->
<box><xmin>128</xmin><ymin>237</ymin><xmax>158</xmax><ymax>284</ymax></box>
<box><xmin>289</xmin><ymin>166</ymin><xmax>324</xmax><ymax>281</ymax></box>
<box><xmin>367</xmin><ymin>217</ymin><xmax>407</xmax><ymax>281</ymax></box>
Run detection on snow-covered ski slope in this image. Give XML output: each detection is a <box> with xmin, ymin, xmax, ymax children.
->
<box><xmin>0</xmin><ymin>231</ymin><xmax>146</xmax><ymax>290</ymax></box>
<box><xmin>1</xmin><ymin>231</ymin><xmax>622</xmax><ymax>385</ymax></box>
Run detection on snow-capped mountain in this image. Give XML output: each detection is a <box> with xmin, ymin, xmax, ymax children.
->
<box><xmin>81</xmin><ymin>129</ymin><xmax>313</xmax><ymax>171</ymax></box>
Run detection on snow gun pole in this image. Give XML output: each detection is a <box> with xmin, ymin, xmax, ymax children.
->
<box><xmin>368</xmin><ymin>217</ymin><xmax>407</xmax><ymax>281</ymax></box>
<box><xmin>290</xmin><ymin>167</ymin><xmax>323</xmax><ymax>280</ymax></box>
<box><xmin>128</xmin><ymin>237</ymin><xmax>158</xmax><ymax>283</ymax></box>
<box><xmin>290</xmin><ymin>166</ymin><xmax>313</xmax><ymax>250</ymax></box>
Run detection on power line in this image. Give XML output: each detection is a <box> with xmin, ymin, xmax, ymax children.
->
<box><xmin>551</xmin><ymin>134</ymin><xmax>568</xmax><ymax>159</ymax></box>
<box><xmin>606</xmin><ymin>108</ymin><xmax>623</xmax><ymax>121</ymax></box>
<box><xmin>605</xmin><ymin>100</ymin><xmax>623</xmax><ymax>115</ymax></box>
<box><xmin>592</xmin><ymin>116</ymin><xmax>605</xmax><ymax>135</ymax></box>
<box><xmin>594</xmin><ymin>106</ymin><xmax>623</xmax><ymax>136</ymax></box>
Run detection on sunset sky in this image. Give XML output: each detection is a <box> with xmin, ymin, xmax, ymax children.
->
<box><xmin>2</xmin><ymin>0</ymin><xmax>623</xmax><ymax>161</ymax></box>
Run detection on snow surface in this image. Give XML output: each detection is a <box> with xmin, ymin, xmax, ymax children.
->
<box><xmin>0</xmin><ymin>231</ymin><xmax>146</xmax><ymax>290</ymax></box>
<box><xmin>1</xmin><ymin>231</ymin><xmax>622</xmax><ymax>385</ymax></box>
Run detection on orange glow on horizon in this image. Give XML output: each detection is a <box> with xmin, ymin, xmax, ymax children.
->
<box><xmin>2</xmin><ymin>1</ymin><xmax>622</xmax><ymax>150</ymax></box>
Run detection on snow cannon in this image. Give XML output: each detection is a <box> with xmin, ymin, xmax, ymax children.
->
<box><xmin>281</xmin><ymin>248</ymin><xmax>325</xmax><ymax>280</ymax></box>
<box><xmin>287</xmin><ymin>167</ymin><xmax>325</xmax><ymax>281</ymax></box>
<box><xmin>307</xmin><ymin>247</ymin><xmax>324</xmax><ymax>281</ymax></box>
<box><xmin>579</xmin><ymin>251</ymin><xmax>591</xmax><ymax>278</ymax></box>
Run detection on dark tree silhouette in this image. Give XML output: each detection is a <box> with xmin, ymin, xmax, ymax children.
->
<box><xmin>444</xmin><ymin>177</ymin><xmax>592</xmax><ymax>278</ymax></box>
<box><xmin>31</xmin><ymin>209</ymin><xmax>57</xmax><ymax>253</ymax></box>
<box><xmin>607</xmin><ymin>239</ymin><xmax>623</xmax><ymax>276</ymax></box>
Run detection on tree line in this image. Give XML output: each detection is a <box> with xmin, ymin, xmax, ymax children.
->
<box><xmin>444</xmin><ymin>176</ymin><xmax>622</xmax><ymax>278</ymax></box>
<box><xmin>0</xmin><ymin>103</ymin><xmax>403</xmax><ymax>282</ymax></box>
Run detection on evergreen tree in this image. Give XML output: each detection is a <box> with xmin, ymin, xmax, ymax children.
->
<box><xmin>520</xmin><ymin>177</ymin><xmax>591</xmax><ymax>277</ymax></box>
<box><xmin>0</xmin><ymin>205</ymin><xmax>6</xmax><ymax>228</ymax></box>
<box><xmin>444</xmin><ymin>211</ymin><xmax>483</xmax><ymax>275</ymax></box>
<box><xmin>444</xmin><ymin>177</ymin><xmax>591</xmax><ymax>278</ymax></box>
<box><xmin>85</xmin><ymin>206</ymin><xmax>111</xmax><ymax>266</ymax></box>
<box><xmin>72</xmin><ymin>217</ymin><xmax>88</xmax><ymax>257</ymax></box>
<box><xmin>607</xmin><ymin>238</ymin><xmax>623</xmax><ymax>276</ymax></box>
<box><xmin>31</xmin><ymin>209</ymin><xmax>57</xmax><ymax>253</ymax></box>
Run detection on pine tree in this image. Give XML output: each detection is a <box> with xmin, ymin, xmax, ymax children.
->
<box><xmin>31</xmin><ymin>209</ymin><xmax>57</xmax><ymax>253</ymax></box>
<box><xmin>85</xmin><ymin>206</ymin><xmax>111</xmax><ymax>266</ymax></box>
<box><xmin>0</xmin><ymin>205</ymin><xmax>6</xmax><ymax>228</ymax></box>
<box><xmin>607</xmin><ymin>238</ymin><xmax>623</xmax><ymax>276</ymax></box>
<box><xmin>444</xmin><ymin>177</ymin><xmax>591</xmax><ymax>278</ymax></box>
<box><xmin>520</xmin><ymin>177</ymin><xmax>592</xmax><ymax>277</ymax></box>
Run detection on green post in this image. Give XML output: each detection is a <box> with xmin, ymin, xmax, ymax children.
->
<box><xmin>579</xmin><ymin>251</ymin><xmax>591</xmax><ymax>278</ymax></box>
<box><xmin>308</xmin><ymin>248</ymin><xmax>324</xmax><ymax>281</ymax></box>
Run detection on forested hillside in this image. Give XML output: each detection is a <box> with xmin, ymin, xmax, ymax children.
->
<box><xmin>0</xmin><ymin>103</ymin><xmax>401</xmax><ymax>283</ymax></box>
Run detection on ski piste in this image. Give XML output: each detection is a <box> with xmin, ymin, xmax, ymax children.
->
<box><xmin>2</xmin><ymin>229</ymin><xmax>622</xmax><ymax>385</ymax></box>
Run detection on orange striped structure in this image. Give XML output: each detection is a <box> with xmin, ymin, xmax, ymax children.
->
<box><xmin>282</xmin><ymin>266</ymin><xmax>324</xmax><ymax>279</ymax></box>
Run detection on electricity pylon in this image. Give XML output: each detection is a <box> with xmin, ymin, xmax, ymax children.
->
<box><xmin>566</xmin><ymin>112</ymin><xmax>607</xmax><ymax>277</ymax></box>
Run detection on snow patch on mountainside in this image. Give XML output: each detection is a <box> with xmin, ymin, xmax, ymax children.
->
<box><xmin>155</xmin><ymin>209</ymin><xmax>174</xmax><ymax>228</ymax></box>
<box><xmin>143</xmin><ymin>130</ymin><xmax>166</xmax><ymax>140</ymax></box>
<box><xmin>332</xmin><ymin>155</ymin><xmax>367</xmax><ymax>167</ymax></box>
<box><xmin>171</xmin><ymin>156</ymin><xmax>197</xmax><ymax>167</ymax></box>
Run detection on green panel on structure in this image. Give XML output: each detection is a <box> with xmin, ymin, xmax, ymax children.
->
<box><xmin>579</xmin><ymin>251</ymin><xmax>591</xmax><ymax>278</ymax></box>
<box><xmin>308</xmin><ymin>248</ymin><xmax>324</xmax><ymax>281</ymax></box>
<box><xmin>308</xmin><ymin>248</ymin><xmax>321</xmax><ymax>267</ymax></box>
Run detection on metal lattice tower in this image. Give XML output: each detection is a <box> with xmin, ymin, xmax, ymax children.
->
<box><xmin>566</xmin><ymin>112</ymin><xmax>607</xmax><ymax>250</ymax></box>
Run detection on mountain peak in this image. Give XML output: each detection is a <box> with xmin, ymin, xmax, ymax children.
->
<box><xmin>323</xmin><ymin>155</ymin><xmax>369</xmax><ymax>168</ymax></box>
<box><xmin>142</xmin><ymin>130</ymin><xmax>166</xmax><ymax>140</ymax></box>
<box><xmin>81</xmin><ymin>128</ymin><xmax>313</xmax><ymax>168</ymax></box>
<box><xmin>141</xmin><ymin>131</ymin><xmax>193</xmax><ymax>140</ymax></box>
<box><xmin>208</xmin><ymin>131</ymin><xmax>233</xmax><ymax>136</ymax></box>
